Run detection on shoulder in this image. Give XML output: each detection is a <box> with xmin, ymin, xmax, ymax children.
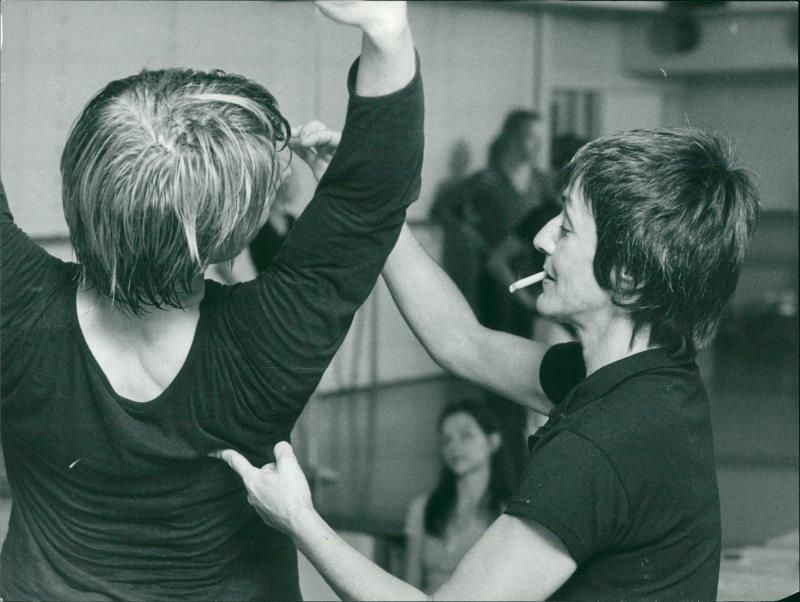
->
<box><xmin>576</xmin><ymin>365</ymin><xmax>706</xmax><ymax>443</ymax></box>
<box><xmin>509</xmin><ymin>428</ymin><xmax>630</xmax><ymax>563</ymax></box>
<box><xmin>560</xmin><ymin>365</ymin><xmax>714</xmax><ymax>496</ymax></box>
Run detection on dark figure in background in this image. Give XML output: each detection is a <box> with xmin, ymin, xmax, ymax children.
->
<box><xmin>483</xmin><ymin>134</ymin><xmax>589</xmax><ymax>431</ymax></box>
<box><xmin>454</xmin><ymin>110</ymin><xmax>556</xmax><ymax>476</ymax></box>
<box><xmin>487</xmin><ymin>133</ymin><xmax>590</xmax><ymax>325</ymax></box>
<box><xmin>428</xmin><ymin>141</ymin><xmax>477</xmax><ymax>310</ymax></box>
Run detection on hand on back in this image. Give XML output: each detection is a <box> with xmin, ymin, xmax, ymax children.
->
<box><xmin>210</xmin><ymin>442</ymin><xmax>314</xmax><ymax>535</ymax></box>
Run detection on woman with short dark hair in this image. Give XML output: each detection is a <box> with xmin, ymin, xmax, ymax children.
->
<box><xmin>214</xmin><ymin>126</ymin><xmax>759</xmax><ymax>601</ymax></box>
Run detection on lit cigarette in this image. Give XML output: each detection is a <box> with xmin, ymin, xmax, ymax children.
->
<box><xmin>508</xmin><ymin>271</ymin><xmax>546</xmax><ymax>293</ymax></box>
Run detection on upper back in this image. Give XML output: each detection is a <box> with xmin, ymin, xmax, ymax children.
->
<box><xmin>75</xmin><ymin>286</ymin><xmax>201</xmax><ymax>402</ymax></box>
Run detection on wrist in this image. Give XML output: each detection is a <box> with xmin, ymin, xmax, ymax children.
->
<box><xmin>362</xmin><ymin>21</ymin><xmax>411</xmax><ymax>51</ymax></box>
<box><xmin>287</xmin><ymin>503</ymin><xmax>319</xmax><ymax>539</ymax></box>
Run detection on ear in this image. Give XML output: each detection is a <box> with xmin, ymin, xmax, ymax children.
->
<box><xmin>488</xmin><ymin>432</ymin><xmax>502</xmax><ymax>453</ymax></box>
<box><xmin>612</xmin><ymin>267</ymin><xmax>642</xmax><ymax>304</ymax></box>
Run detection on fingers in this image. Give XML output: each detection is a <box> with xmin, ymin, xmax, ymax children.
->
<box><xmin>290</xmin><ymin>121</ymin><xmax>341</xmax><ymax>150</ymax></box>
<box><xmin>274</xmin><ymin>441</ymin><xmax>310</xmax><ymax>478</ymax></box>
<box><xmin>291</xmin><ymin>120</ymin><xmax>327</xmax><ymax>140</ymax></box>
<box><xmin>209</xmin><ymin>449</ymin><xmax>258</xmax><ymax>481</ymax></box>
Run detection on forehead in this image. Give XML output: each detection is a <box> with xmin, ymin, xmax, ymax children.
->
<box><xmin>441</xmin><ymin>412</ymin><xmax>481</xmax><ymax>432</ymax></box>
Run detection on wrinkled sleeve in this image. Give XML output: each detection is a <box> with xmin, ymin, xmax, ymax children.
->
<box><xmin>0</xmin><ymin>178</ymin><xmax>63</xmax><ymax>332</ymax></box>
<box><xmin>219</xmin><ymin>55</ymin><xmax>423</xmax><ymax>422</ymax></box>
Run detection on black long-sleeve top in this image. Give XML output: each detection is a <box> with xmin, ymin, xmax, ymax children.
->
<box><xmin>0</xmin><ymin>56</ymin><xmax>423</xmax><ymax>600</ymax></box>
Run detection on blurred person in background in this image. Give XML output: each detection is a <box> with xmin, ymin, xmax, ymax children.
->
<box><xmin>428</xmin><ymin>140</ymin><xmax>477</xmax><ymax>310</ymax></box>
<box><xmin>0</xmin><ymin>2</ymin><xmax>421</xmax><ymax>599</ymax></box>
<box><xmin>459</xmin><ymin>109</ymin><xmax>558</xmax><ymax>477</ymax></box>
<box><xmin>404</xmin><ymin>399</ymin><xmax>513</xmax><ymax>593</ymax></box>
<box><xmin>484</xmin><ymin>133</ymin><xmax>588</xmax><ymax>431</ymax></box>
<box><xmin>485</xmin><ymin>133</ymin><xmax>589</xmax><ymax>318</ymax></box>
<box><xmin>214</xmin><ymin>126</ymin><xmax>759</xmax><ymax>601</ymax></box>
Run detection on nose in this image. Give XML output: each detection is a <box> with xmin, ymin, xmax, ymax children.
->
<box><xmin>533</xmin><ymin>216</ymin><xmax>559</xmax><ymax>255</ymax></box>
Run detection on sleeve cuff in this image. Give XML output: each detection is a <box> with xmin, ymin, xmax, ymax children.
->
<box><xmin>346</xmin><ymin>49</ymin><xmax>421</xmax><ymax>102</ymax></box>
<box><xmin>505</xmin><ymin>502</ymin><xmax>589</xmax><ymax>564</ymax></box>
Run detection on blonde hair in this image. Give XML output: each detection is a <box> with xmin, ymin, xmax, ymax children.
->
<box><xmin>61</xmin><ymin>68</ymin><xmax>290</xmax><ymax>313</ymax></box>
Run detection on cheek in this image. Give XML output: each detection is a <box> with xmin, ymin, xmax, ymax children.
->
<box><xmin>468</xmin><ymin>439</ymin><xmax>493</xmax><ymax>459</ymax></box>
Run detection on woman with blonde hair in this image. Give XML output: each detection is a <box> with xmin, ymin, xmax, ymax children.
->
<box><xmin>0</xmin><ymin>2</ymin><xmax>421</xmax><ymax>599</ymax></box>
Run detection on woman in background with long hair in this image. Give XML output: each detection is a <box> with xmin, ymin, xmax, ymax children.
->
<box><xmin>404</xmin><ymin>399</ymin><xmax>514</xmax><ymax>593</ymax></box>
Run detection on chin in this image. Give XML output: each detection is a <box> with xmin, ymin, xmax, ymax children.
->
<box><xmin>536</xmin><ymin>298</ymin><xmax>556</xmax><ymax>318</ymax></box>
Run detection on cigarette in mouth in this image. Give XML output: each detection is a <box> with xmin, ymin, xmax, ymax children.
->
<box><xmin>508</xmin><ymin>271</ymin><xmax>546</xmax><ymax>293</ymax></box>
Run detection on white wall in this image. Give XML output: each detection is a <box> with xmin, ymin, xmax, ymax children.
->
<box><xmin>623</xmin><ymin>7</ymin><xmax>798</xmax><ymax>76</ymax></box>
<box><xmin>542</xmin><ymin>12</ymin><xmax>680</xmax><ymax>142</ymax></box>
<box><xmin>671</xmin><ymin>73</ymin><xmax>798</xmax><ymax>212</ymax></box>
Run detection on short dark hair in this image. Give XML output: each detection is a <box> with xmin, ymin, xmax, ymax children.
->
<box><xmin>500</xmin><ymin>109</ymin><xmax>540</xmax><ymax>137</ymax></box>
<box><xmin>563</xmin><ymin>128</ymin><xmax>759</xmax><ymax>357</ymax></box>
<box><xmin>61</xmin><ymin>68</ymin><xmax>290</xmax><ymax>314</ymax></box>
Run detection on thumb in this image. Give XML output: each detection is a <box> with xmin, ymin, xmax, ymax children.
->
<box><xmin>273</xmin><ymin>441</ymin><xmax>300</xmax><ymax>470</ymax></box>
<box><xmin>209</xmin><ymin>448</ymin><xmax>258</xmax><ymax>481</ymax></box>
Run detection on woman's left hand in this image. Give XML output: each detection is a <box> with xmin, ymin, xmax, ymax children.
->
<box><xmin>210</xmin><ymin>441</ymin><xmax>314</xmax><ymax>534</ymax></box>
<box><xmin>290</xmin><ymin>121</ymin><xmax>341</xmax><ymax>182</ymax></box>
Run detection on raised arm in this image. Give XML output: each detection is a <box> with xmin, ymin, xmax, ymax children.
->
<box><xmin>214</xmin><ymin>2</ymin><xmax>424</xmax><ymax>448</ymax></box>
<box><xmin>383</xmin><ymin>224</ymin><xmax>552</xmax><ymax>414</ymax></box>
<box><xmin>0</xmin><ymin>177</ymin><xmax>64</xmax><ymax>333</ymax></box>
<box><xmin>314</xmin><ymin>1</ymin><xmax>415</xmax><ymax>97</ymax></box>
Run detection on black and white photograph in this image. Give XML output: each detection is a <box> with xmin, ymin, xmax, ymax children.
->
<box><xmin>0</xmin><ymin>1</ymin><xmax>797</xmax><ymax>600</ymax></box>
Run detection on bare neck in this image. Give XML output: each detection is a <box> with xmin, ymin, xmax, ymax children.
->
<box><xmin>75</xmin><ymin>277</ymin><xmax>205</xmax><ymax>401</ymax></box>
<box><xmin>575</xmin><ymin>312</ymin><xmax>654</xmax><ymax>376</ymax></box>
<box><xmin>455</xmin><ymin>463</ymin><xmax>492</xmax><ymax>511</ymax></box>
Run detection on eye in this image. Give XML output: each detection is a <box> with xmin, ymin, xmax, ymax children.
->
<box><xmin>559</xmin><ymin>223</ymin><xmax>572</xmax><ymax>236</ymax></box>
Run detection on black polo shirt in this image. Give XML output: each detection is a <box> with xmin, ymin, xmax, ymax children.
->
<box><xmin>506</xmin><ymin>343</ymin><xmax>721</xmax><ymax>601</ymax></box>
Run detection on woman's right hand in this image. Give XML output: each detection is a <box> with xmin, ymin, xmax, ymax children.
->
<box><xmin>210</xmin><ymin>442</ymin><xmax>315</xmax><ymax>536</ymax></box>
<box><xmin>289</xmin><ymin>121</ymin><xmax>341</xmax><ymax>182</ymax></box>
<box><xmin>313</xmin><ymin>1</ymin><xmax>408</xmax><ymax>40</ymax></box>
